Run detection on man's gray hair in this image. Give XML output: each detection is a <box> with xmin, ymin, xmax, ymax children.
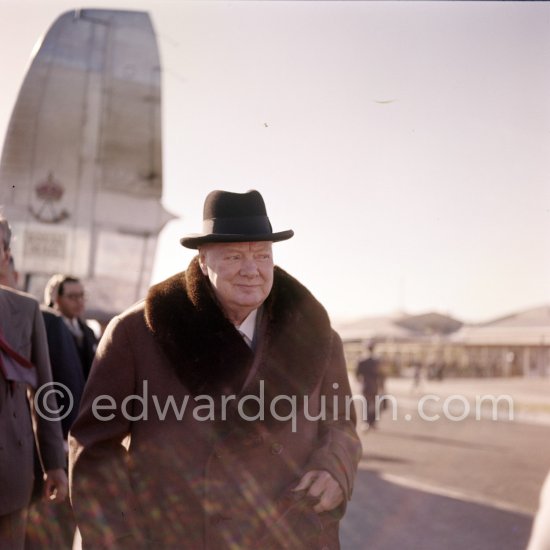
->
<box><xmin>0</xmin><ymin>214</ymin><xmax>12</xmax><ymax>250</ymax></box>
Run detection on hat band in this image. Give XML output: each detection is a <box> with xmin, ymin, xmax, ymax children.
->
<box><xmin>203</xmin><ymin>215</ymin><xmax>273</xmax><ymax>235</ymax></box>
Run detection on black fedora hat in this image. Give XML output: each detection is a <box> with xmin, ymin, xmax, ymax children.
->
<box><xmin>180</xmin><ymin>190</ymin><xmax>294</xmax><ymax>249</ymax></box>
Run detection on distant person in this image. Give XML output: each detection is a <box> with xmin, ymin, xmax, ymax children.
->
<box><xmin>44</xmin><ymin>274</ymin><xmax>97</xmax><ymax>380</ymax></box>
<box><xmin>0</xmin><ymin>215</ymin><xmax>68</xmax><ymax>549</ymax></box>
<box><xmin>527</xmin><ymin>470</ymin><xmax>550</xmax><ymax>550</ymax></box>
<box><xmin>356</xmin><ymin>343</ymin><xmax>385</xmax><ymax>430</ymax></box>
<box><xmin>69</xmin><ymin>189</ymin><xmax>361</xmax><ymax>548</ymax></box>
<box><xmin>411</xmin><ymin>363</ymin><xmax>424</xmax><ymax>393</ymax></box>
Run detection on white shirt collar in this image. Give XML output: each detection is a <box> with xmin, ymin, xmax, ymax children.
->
<box><xmin>235</xmin><ymin>309</ymin><xmax>258</xmax><ymax>345</ymax></box>
<box><xmin>62</xmin><ymin>315</ymin><xmax>84</xmax><ymax>339</ymax></box>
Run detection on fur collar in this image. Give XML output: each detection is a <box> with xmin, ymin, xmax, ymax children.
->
<box><xmin>144</xmin><ymin>257</ymin><xmax>334</xmax><ymax>419</ymax></box>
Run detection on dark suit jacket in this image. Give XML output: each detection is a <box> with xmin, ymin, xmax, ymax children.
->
<box><xmin>41</xmin><ymin>308</ymin><xmax>86</xmax><ymax>438</ymax></box>
<box><xmin>356</xmin><ymin>357</ymin><xmax>382</xmax><ymax>396</ymax></box>
<box><xmin>0</xmin><ymin>286</ymin><xmax>65</xmax><ymax>515</ymax></box>
<box><xmin>75</xmin><ymin>318</ymin><xmax>97</xmax><ymax>381</ymax></box>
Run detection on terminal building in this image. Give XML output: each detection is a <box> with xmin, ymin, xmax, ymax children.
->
<box><xmin>337</xmin><ymin>305</ymin><xmax>550</xmax><ymax>379</ymax></box>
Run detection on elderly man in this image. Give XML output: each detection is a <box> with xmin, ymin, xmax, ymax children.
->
<box><xmin>0</xmin><ymin>215</ymin><xmax>68</xmax><ymax>549</ymax></box>
<box><xmin>69</xmin><ymin>190</ymin><xmax>361</xmax><ymax>549</ymax></box>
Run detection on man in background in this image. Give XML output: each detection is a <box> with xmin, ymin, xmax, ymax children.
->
<box><xmin>44</xmin><ymin>274</ymin><xmax>97</xmax><ymax>381</ymax></box>
<box><xmin>356</xmin><ymin>343</ymin><xmax>385</xmax><ymax>431</ymax></box>
<box><xmin>0</xmin><ymin>215</ymin><xmax>68</xmax><ymax>549</ymax></box>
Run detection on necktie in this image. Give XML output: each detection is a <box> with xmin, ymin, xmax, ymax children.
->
<box><xmin>64</xmin><ymin>317</ymin><xmax>84</xmax><ymax>346</ymax></box>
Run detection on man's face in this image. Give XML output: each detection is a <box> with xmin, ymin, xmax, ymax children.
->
<box><xmin>199</xmin><ymin>241</ymin><xmax>274</xmax><ymax>324</ymax></box>
<box><xmin>56</xmin><ymin>281</ymin><xmax>85</xmax><ymax>319</ymax></box>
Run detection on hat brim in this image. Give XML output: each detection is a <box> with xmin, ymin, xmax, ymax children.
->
<box><xmin>180</xmin><ymin>230</ymin><xmax>294</xmax><ymax>250</ymax></box>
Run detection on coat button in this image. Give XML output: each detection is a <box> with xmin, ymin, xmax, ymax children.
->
<box><xmin>271</xmin><ymin>442</ymin><xmax>283</xmax><ymax>455</ymax></box>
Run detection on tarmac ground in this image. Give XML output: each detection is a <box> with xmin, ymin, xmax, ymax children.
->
<box><xmin>341</xmin><ymin>375</ymin><xmax>550</xmax><ymax>550</ymax></box>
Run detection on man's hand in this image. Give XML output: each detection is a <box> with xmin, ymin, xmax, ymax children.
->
<box><xmin>292</xmin><ymin>470</ymin><xmax>344</xmax><ymax>513</ymax></box>
<box><xmin>43</xmin><ymin>468</ymin><xmax>68</xmax><ymax>503</ymax></box>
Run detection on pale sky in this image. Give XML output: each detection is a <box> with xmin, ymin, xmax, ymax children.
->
<box><xmin>1</xmin><ymin>0</ymin><xmax>549</xmax><ymax>323</ymax></box>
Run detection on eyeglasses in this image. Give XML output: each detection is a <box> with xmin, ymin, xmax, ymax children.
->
<box><xmin>64</xmin><ymin>292</ymin><xmax>85</xmax><ymax>301</ymax></box>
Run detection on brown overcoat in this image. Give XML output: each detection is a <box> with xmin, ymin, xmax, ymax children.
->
<box><xmin>69</xmin><ymin>259</ymin><xmax>361</xmax><ymax>549</ymax></box>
